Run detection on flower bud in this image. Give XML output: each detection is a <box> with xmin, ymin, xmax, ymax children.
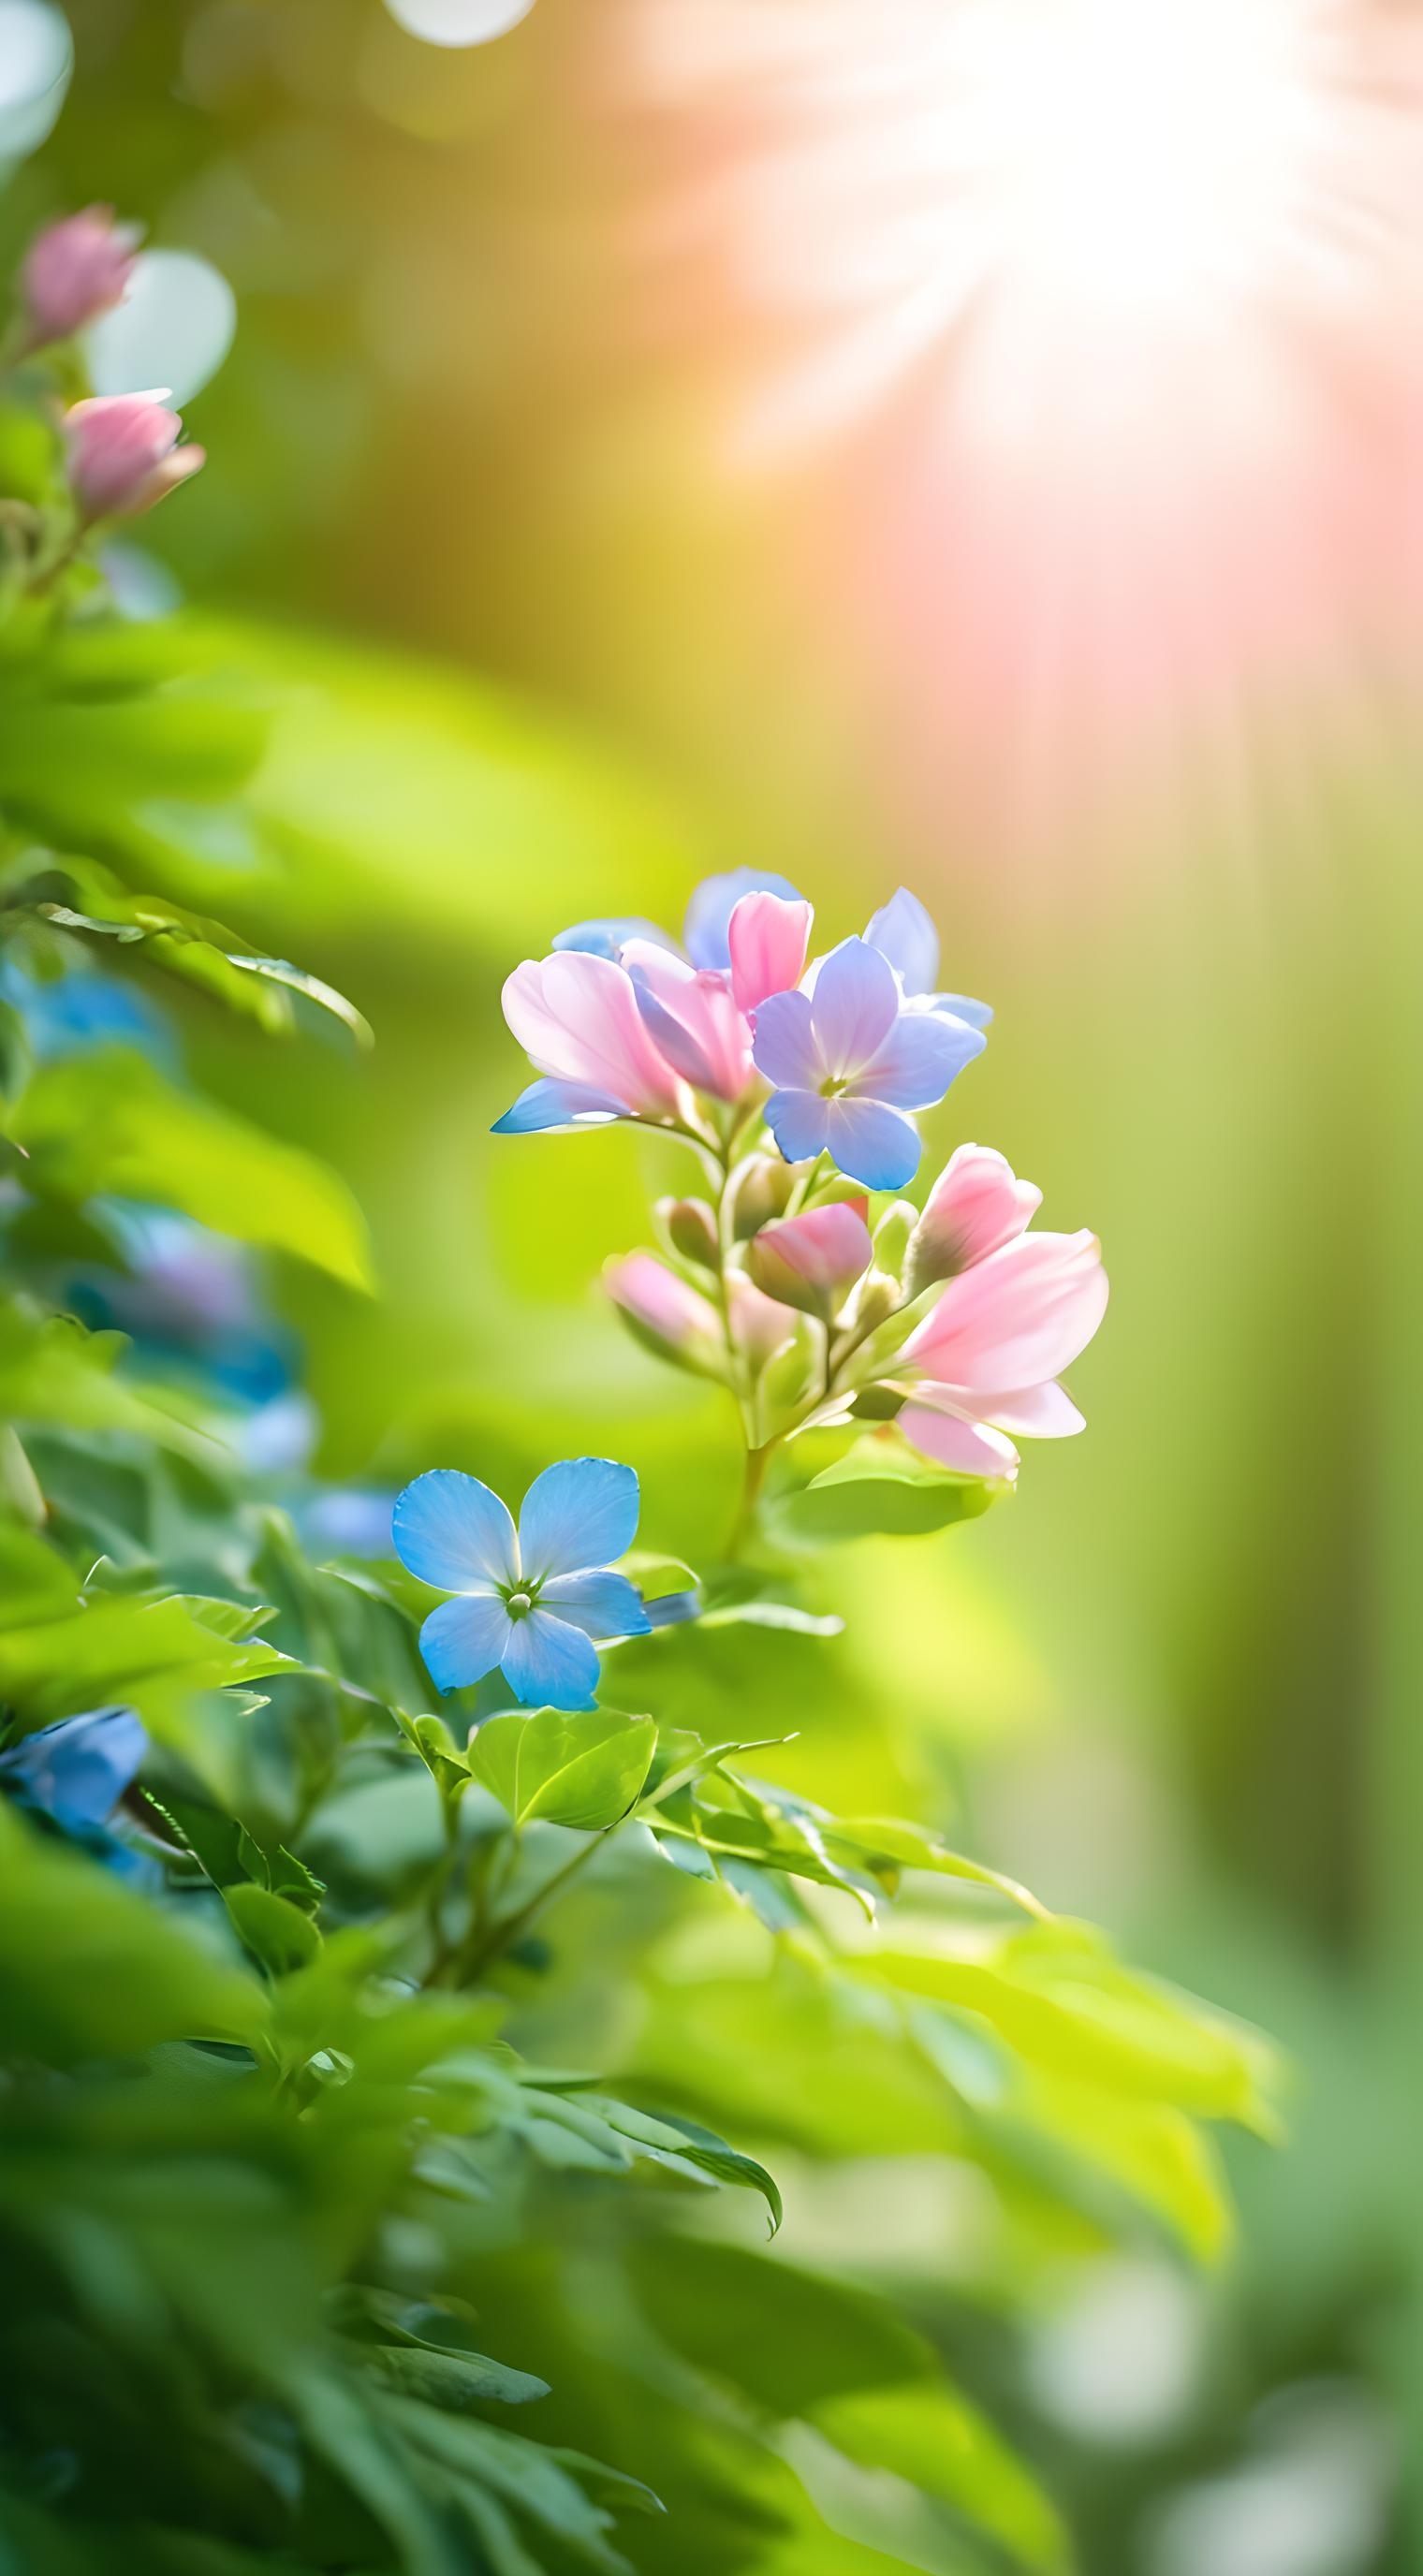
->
<box><xmin>871</xmin><ymin>1199</ymin><xmax>917</xmax><ymax>1284</ymax></box>
<box><xmin>64</xmin><ymin>393</ymin><xmax>205</xmax><ymax>524</ymax></box>
<box><xmin>726</xmin><ymin>1152</ymin><xmax>795</xmax><ymax>1240</ymax></box>
<box><xmin>842</xmin><ymin>1267</ymin><xmax>902</xmax><ymax>1336</ymax></box>
<box><xmin>605</xmin><ymin>1251</ymin><xmax>723</xmax><ymax>1375</ymax></box>
<box><xmin>20</xmin><ymin>207</ymin><xmax>140</xmax><ymax>349</ymax></box>
<box><xmin>656</xmin><ymin>1195</ymin><xmax>720</xmax><ymax>1272</ymax></box>
<box><xmin>745</xmin><ymin>1201</ymin><xmax>873</xmax><ymax>1322</ymax></box>
<box><xmin>904</xmin><ymin>1144</ymin><xmax>1041</xmax><ymax>1299</ymax></box>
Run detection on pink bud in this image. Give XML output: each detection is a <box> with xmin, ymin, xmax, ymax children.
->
<box><xmin>745</xmin><ymin>1200</ymin><xmax>873</xmax><ymax>1319</ymax></box>
<box><xmin>64</xmin><ymin>394</ymin><xmax>205</xmax><ymax>524</ymax></box>
<box><xmin>727</xmin><ymin>890</ymin><xmax>813</xmax><ymax>1015</ymax></box>
<box><xmin>904</xmin><ymin>1144</ymin><xmax>1042</xmax><ymax>1297</ymax></box>
<box><xmin>606</xmin><ymin>1252</ymin><xmax>722</xmax><ymax>1365</ymax></box>
<box><xmin>21</xmin><ymin>207</ymin><xmax>140</xmax><ymax>348</ymax></box>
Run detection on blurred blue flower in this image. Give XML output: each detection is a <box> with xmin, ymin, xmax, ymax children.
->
<box><xmin>0</xmin><ymin>960</ymin><xmax>174</xmax><ymax>1064</ymax></box>
<box><xmin>551</xmin><ymin>916</ymin><xmax>672</xmax><ymax>961</ymax></box>
<box><xmin>0</xmin><ymin>1705</ymin><xmax>155</xmax><ymax>1881</ymax></box>
<box><xmin>393</xmin><ymin>1457</ymin><xmax>651</xmax><ymax>1711</ymax></box>
<box><xmin>863</xmin><ymin>887</ymin><xmax>993</xmax><ymax>1032</ymax></box>
<box><xmin>752</xmin><ymin>935</ymin><xmax>986</xmax><ymax>1191</ymax></box>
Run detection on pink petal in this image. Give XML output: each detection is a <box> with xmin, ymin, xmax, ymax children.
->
<box><xmin>623</xmin><ymin>940</ymin><xmax>753</xmax><ymax>1102</ymax></box>
<box><xmin>908</xmin><ymin>1378</ymin><xmax>1086</xmax><ymax>1439</ymax></box>
<box><xmin>606</xmin><ymin>1251</ymin><xmax>719</xmax><ymax>1350</ymax></box>
<box><xmin>503</xmin><ymin>952</ymin><xmax>683</xmax><ymax>1117</ymax></box>
<box><xmin>910</xmin><ymin>1144</ymin><xmax>1042</xmax><ymax>1287</ymax></box>
<box><xmin>747</xmin><ymin>1200</ymin><xmax>873</xmax><ymax>1311</ymax></box>
<box><xmin>899</xmin><ymin>1404</ymin><xmax>1020</xmax><ymax>1479</ymax></box>
<box><xmin>905</xmin><ymin>1230</ymin><xmax>1108</xmax><ymax>1392</ymax></box>
<box><xmin>727</xmin><ymin>1269</ymin><xmax>796</xmax><ymax>1360</ymax></box>
<box><xmin>727</xmin><ymin>892</ymin><xmax>814</xmax><ymax>1015</ymax></box>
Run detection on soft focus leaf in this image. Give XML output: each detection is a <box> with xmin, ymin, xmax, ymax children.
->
<box><xmin>469</xmin><ymin>1707</ymin><xmax>656</xmax><ymax>1830</ymax></box>
<box><xmin>778</xmin><ymin>1438</ymin><xmax>1009</xmax><ymax>1541</ymax></box>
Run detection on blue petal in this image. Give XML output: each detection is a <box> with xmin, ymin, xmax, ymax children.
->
<box><xmin>751</xmin><ymin>988</ymin><xmax>821</xmax><ymax>1090</ymax></box>
<box><xmin>502</xmin><ymin>1610</ymin><xmax>601</xmax><ymax>1711</ymax></box>
<box><xmin>519</xmin><ymin>1456</ymin><xmax>640</xmax><ymax>1580</ymax></box>
<box><xmin>551</xmin><ymin>916</ymin><xmax>674</xmax><ymax>961</ymax></box>
<box><xmin>0</xmin><ymin>1706</ymin><xmax>147</xmax><ymax>1828</ymax></box>
<box><xmin>932</xmin><ymin>992</ymin><xmax>994</xmax><ymax>1032</ymax></box>
<box><xmin>807</xmin><ymin>939</ymin><xmax>900</xmax><ymax>1078</ymax></box>
<box><xmin>684</xmin><ymin>869</ymin><xmax>801</xmax><ymax>972</ymax></box>
<box><xmin>540</xmin><ymin>1569</ymin><xmax>653</xmax><ymax>1639</ymax></box>
<box><xmin>823</xmin><ymin>1097</ymin><xmax>922</xmax><ymax>1191</ymax></box>
<box><xmin>419</xmin><ymin>1594</ymin><xmax>514</xmax><ymax>1694</ymax></box>
<box><xmin>864</xmin><ymin>888</ymin><xmax>939</xmax><ymax>997</ymax></box>
<box><xmin>630</xmin><ymin>978</ymin><xmax>719</xmax><ymax>1091</ymax></box>
<box><xmin>762</xmin><ymin>1087</ymin><xmax>831</xmax><ymax>1166</ymax></box>
<box><xmin>491</xmin><ymin>1077</ymin><xmax>630</xmax><ymax>1135</ymax></box>
<box><xmin>393</xmin><ymin>1470</ymin><xmax>518</xmax><ymax>1590</ymax></box>
<box><xmin>852</xmin><ymin>1009</ymin><xmax>986</xmax><ymax>1110</ymax></box>
<box><xmin>643</xmin><ymin>1588</ymin><xmax>700</xmax><ymax>1629</ymax></box>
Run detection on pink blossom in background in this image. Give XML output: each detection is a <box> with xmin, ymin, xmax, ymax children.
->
<box><xmin>64</xmin><ymin>394</ymin><xmax>204</xmax><ymax>521</ymax></box>
<box><xmin>21</xmin><ymin>207</ymin><xmax>139</xmax><ymax>348</ymax></box>
<box><xmin>607</xmin><ymin>1251</ymin><xmax>720</xmax><ymax>1356</ymax></box>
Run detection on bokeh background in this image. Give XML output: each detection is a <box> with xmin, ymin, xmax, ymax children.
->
<box><xmin>9</xmin><ymin>0</ymin><xmax>1423</xmax><ymax>2566</ymax></box>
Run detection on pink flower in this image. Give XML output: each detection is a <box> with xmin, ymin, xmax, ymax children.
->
<box><xmin>622</xmin><ymin>938</ymin><xmax>754</xmax><ymax>1102</ymax></box>
<box><xmin>64</xmin><ymin>394</ymin><xmax>204</xmax><ymax>523</ymax></box>
<box><xmin>607</xmin><ymin>1251</ymin><xmax>721</xmax><ymax>1361</ymax></box>
<box><xmin>498</xmin><ymin>950</ymin><xmax>687</xmax><ymax>1129</ymax></box>
<box><xmin>21</xmin><ymin>207</ymin><xmax>139</xmax><ymax>348</ymax></box>
<box><xmin>745</xmin><ymin>1199</ymin><xmax>873</xmax><ymax>1319</ymax></box>
<box><xmin>727</xmin><ymin>889</ymin><xmax>813</xmax><ymax>1014</ymax></box>
<box><xmin>899</xmin><ymin>1222</ymin><xmax>1108</xmax><ymax>1481</ymax></box>
<box><xmin>905</xmin><ymin>1143</ymin><xmax>1043</xmax><ymax>1295</ymax></box>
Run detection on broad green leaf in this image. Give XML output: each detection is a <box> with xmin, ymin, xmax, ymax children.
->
<box><xmin>777</xmin><ymin>1437</ymin><xmax>1009</xmax><ymax>1541</ymax></box>
<box><xmin>827</xmin><ymin>1817</ymin><xmax>1049</xmax><ymax>1918</ymax></box>
<box><xmin>0</xmin><ymin>1299</ymin><xmax>206</xmax><ymax>1450</ymax></box>
<box><xmin>0</xmin><ymin>1588</ymin><xmax>298</xmax><ymax>1736</ymax></box>
<box><xmin>814</xmin><ymin>2381</ymin><xmax>1069</xmax><ymax>2576</ymax></box>
<box><xmin>0</xmin><ymin>1803</ymin><xmax>265</xmax><ymax>2059</ymax></box>
<box><xmin>469</xmin><ymin>1708</ymin><xmax>656</xmax><ymax>1831</ymax></box>
<box><xmin>223</xmin><ymin>1883</ymin><xmax>323</xmax><ymax>1976</ymax></box>
<box><xmin>11</xmin><ymin>1046</ymin><xmax>372</xmax><ymax>1289</ymax></box>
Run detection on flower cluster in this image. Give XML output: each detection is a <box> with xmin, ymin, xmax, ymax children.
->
<box><xmin>5</xmin><ymin>206</ymin><xmax>204</xmax><ymax>538</ymax></box>
<box><xmin>494</xmin><ymin>872</ymin><xmax>1108</xmax><ymax>1493</ymax></box>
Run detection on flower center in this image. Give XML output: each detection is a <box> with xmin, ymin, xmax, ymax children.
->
<box><xmin>506</xmin><ymin>1587</ymin><xmax>535</xmax><ymax>1617</ymax></box>
<box><xmin>819</xmin><ymin>1075</ymin><xmax>849</xmax><ymax>1098</ymax></box>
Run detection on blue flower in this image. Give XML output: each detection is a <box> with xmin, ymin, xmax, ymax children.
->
<box><xmin>863</xmin><ymin>887</ymin><xmax>993</xmax><ymax>1032</ymax></box>
<box><xmin>752</xmin><ymin>936</ymin><xmax>986</xmax><ymax>1192</ymax></box>
<box><xmin>0</xmin><ymin>1705</ymin><xmax>154</xmax><ymax>1881</ymax></box>
<box><xmin>392</xmin><ymin>1458</ymin><xmax>652</xmax><ymax>1712</ymax></box>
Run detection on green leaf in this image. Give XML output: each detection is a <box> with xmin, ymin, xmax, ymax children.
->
<box><xmin>11</xmin><ymin>1046</ymin><xmax>372</xmax><ymax>1290</ymax></box>
<box><xmin>366</xmin><ymin>2346</ymin><xmax>551</xmax><ymax>2413</ymax></box>
<box><xmin>0</xmin><ymin>1588</ymin><xmax>298</xmax><ymax>1738</ymax></box>
<box><xmin>777</xmin><ymin>1437</ymin><xmax>1009</xmax><ymax>1541</ymax></box>
<box><xmin>826</xmin><ymin>1817</ymin><xmax>1049</xmax><ymax>1918</ymax></box>
<box><xmin>223</xmin><ymin>1883</ymin><xmax>323</xmax><ymax>1976</ymax></box>
<box><xmin>469</xmin><ymin>1708</ymin><xmax>656</xmax><ymax>1831</ymax></box>
<box><xmin>814</xmin><ymin>2381</ymin><xmax>1070</xmax><ymax>2575</ymax></box>
<box><xmin>0</xmin><ymin>1298</ymin><xmax>206</xmax><ymax>1450</ymax></box>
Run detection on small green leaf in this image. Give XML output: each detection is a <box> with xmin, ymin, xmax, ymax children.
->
<box><xmin>223</xmin><ymin>1882</ymin><xmax>322</xmax><ymax>1976</ymax></box>
<box><xmin>778</xmin><ymin>1436</ymin><xmax>1008</xmax><ymax>1541</ymax></box>
<box><xmin>469</xmin><ymin>1708</ymin><xmax>656</xmax><ymax>1831</ymax></box>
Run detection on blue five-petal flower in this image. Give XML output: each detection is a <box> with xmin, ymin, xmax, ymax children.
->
<box><xmin>752</xmin><ymin>935</ymin><xmax>986</xmax><ymax>1192</ymax></box>
<box><xmin>391</xmin><ymin>1457</ymin><xmax>652</xmax><ymax>1712</ymax></box>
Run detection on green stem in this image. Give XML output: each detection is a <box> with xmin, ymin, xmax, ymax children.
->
<box><xmin>443</xmin><ymin>1828</ymin><xmax>609</xmax><ymax>1987</ymax></box>
<box><xmin>726</xmin><ymin>1441</ymin><xmax>772</xmax><ymax>1560</ymax></box>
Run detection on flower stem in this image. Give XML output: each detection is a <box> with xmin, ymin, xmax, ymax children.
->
<box><xmin>726</xmin><ymin>1440</ymin><xmax>772</xmax><ymax>1560</ymax></box>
